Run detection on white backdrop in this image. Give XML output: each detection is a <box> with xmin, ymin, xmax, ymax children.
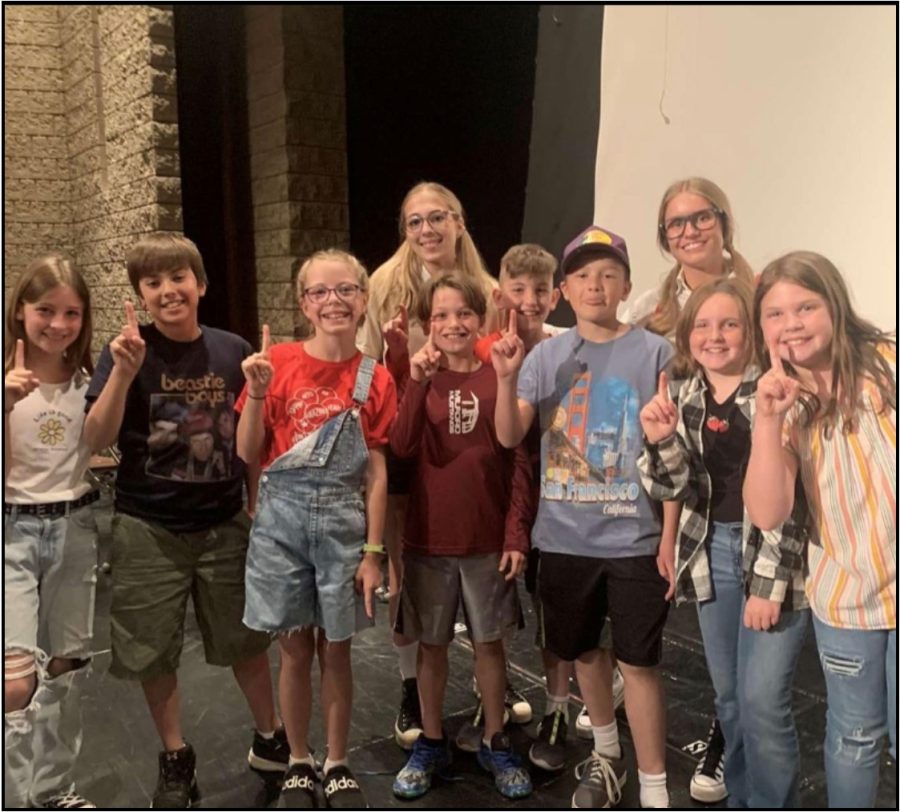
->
<box><xmin>595</xmin><ymin>6</ymin><xmax>897</xmax><ymax>330</ymax></box>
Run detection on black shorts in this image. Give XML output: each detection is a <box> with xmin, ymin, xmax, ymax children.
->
<box><xmin>536</xmin><ymin>551</ymin><xmax>669</xmax><ymax>666</ymax></box>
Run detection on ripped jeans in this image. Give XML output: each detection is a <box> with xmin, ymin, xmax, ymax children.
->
<box><xmin>812</xmin><ymin>616</ymin><xmax>896</xmax><ymax>808</ymax></box>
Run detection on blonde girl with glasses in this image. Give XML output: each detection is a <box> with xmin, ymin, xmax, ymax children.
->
<box><xmin>625</xmin><ymin>177</ymin><xmax>754</xmax><ymax>339</ymax></box>
<box><xmin>357</xmin><ymin>182</ymin><xmax>500</xmax><ymax>749</ymax></box>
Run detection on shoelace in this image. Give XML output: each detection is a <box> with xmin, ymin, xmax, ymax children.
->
<box><xmin>697</xmin><ymin>723</ymin><xmax>725</xmax><ymax>777</ymax></box>
<box><xmin>44</xmin><ymin>793</ymin><xmax>96</xmax><ymax>809</ymax></box>
<box><xmin>575</xmin><ymin>752</ymin><xmax>623</xmax><ymax>806</ymax></box>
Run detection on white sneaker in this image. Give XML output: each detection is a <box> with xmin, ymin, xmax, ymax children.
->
<box><xmin>575</xmin><ymin>667</ymin><xmax>625</xmax><ymax>739</ymax></box>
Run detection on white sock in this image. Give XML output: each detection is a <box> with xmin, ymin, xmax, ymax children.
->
<box><xmin>592</xmin><ymin>721</ymin><xmax>621</xmax><ymax>759</ymax></box>
<box><xmin>257</xmin><ymin>729</ymin><xmax>274</xmax><ymax>739</ymax></box>
<box><xmin>395</xmin><ymin>641</ymin><xmax>418</xmax><ymax>681</ymax></box>
<box><xmin>545</xmin><ymin>693</ymin><xmax>569</xmax><ymax>717</ymax></box>
<box><xmin>638</xmin><ymin>770</ymin><xmax>669</xmax><ymax>809</ymax></box>
<box><xmin>323</xmin><ymin>757</ymin><xmax>347</xmax><ymax>774</ymax></box>
<box><xmin>289</xmin><ymin>754</ymin><xmax>315</xmax><ymax>768</ymax></box>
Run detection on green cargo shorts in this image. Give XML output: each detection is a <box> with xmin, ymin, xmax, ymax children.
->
<box><xmin>108</xmin><ymin>511</ymin><xmax>270</xmax><ymax>681</ymax></box>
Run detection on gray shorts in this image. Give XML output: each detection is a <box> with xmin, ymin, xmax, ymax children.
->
<box><xmin>396</xmin><ymin>550</ymin><xmax>523</xmax><ymax>646</ymax></box>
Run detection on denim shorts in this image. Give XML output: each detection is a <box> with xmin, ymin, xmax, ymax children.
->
<box><xmin>108</xmin><ymin>511</ymin><xmax>270</xmax><ymax>681</ymax></box>
<box><xmin>243</xmin><ymin>481</ymin><xmax>372</xmax><ymax>642</ymax></box>
<box><xmin>395</xmin><ymin>550</ymin><xmax>523</xmax><ymax>646</ymax></box>
<box><xmin>4</xmin><ymin>504</ymin><xmax>98</xmax><ymax>660</ymax></box>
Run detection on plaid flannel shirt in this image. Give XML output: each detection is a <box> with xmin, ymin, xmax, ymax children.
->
<box><xmin>637</xmin><ymin>366</ymin><xmax>809</xmax><ymax>610</ymax></box>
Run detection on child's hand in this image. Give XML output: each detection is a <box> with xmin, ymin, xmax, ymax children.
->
<box><xmin>355</xmin><ymin>554</ymin><xmax>382</xmax><ymax>619</ymax></box>
<box><xmin>656</xmin><ymin>534</ymin><xmax>676</xmax><ymax>601</ymax></box>
<box><xmin>4</xmin><ymin>339</ymin><xmax>40</xmax><ymax>412</ymax></box>
<box><xmin>490</xmin><ymin>309</ymin><xmax>525</xmax><ymax>379</ymax></box>
<box><xmin>109</xmin><ymin>301</ymin><xmax>147</xmax><ymax>379</ymax></box>
<box><xmin>382</xmin><ymin>305</ymin><xmax>409</xmax><ymax>362</ymax></box>
<box><xmin>241</xmin><ymin>324</ymin><xmax>274</xmax><ymax>397</ymax></box>
<box><xmin>640</xmin><ymin>371</ymin><xmax>678</xmax><ymax>444</ymax></box>
<box><xmin>756</xmin><ymin>337</ymin><xmax>801</xmax><ymax>419</ymax></box>
<box><xmin>743</xmin><ymin>595</ymin><xmax>781</xmax><ymax>631</ymax></box>
<box><xmin>499</xmin><ymin>550</ymin><xmax>526</xmax><ymax>581</ymax></box>
<box><xmin>409</xmin><ymin>321</ymin><xmax>442</xmax><ymax>382</ymax></box>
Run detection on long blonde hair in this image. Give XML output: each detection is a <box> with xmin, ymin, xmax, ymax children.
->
<box><xmin>5</xmin><ymin>254</ymin><xmax>93</xmax><ymax>374</ymax></box>
<box><xmin>369</xmin><ymin>182</ymin><xmax>494</xmax><ymax>327</ymax></box>
<box><xmin>646</xmin><ymin>177</ymin><xmax>754</xmax><ymax>337</ymax></box>
<box><xmin>754</xmin><ymin>251</ymin><xmax>896</xmax><ymax>435</ymax></box>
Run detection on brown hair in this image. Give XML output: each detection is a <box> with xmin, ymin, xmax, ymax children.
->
<box><xmin>5</xmin><ymin>254</ymin><xmax>93</xmax><ymax>374</ymax></box>
<box><xmin>126</xmin><ymin>233</ymin><xmax>208</xmax><ymax>294</ymax></box>
<box><xmin>500</xmin><ymin>243</ymin><xmax>557</xmax><ymax>284</ymax></box>
<box><xmin>672</xmin><ymin>277</ymin><xmax>756</xmax><ymax>379</ymax></box>
<box><xmin>754</xmin><ymin>251</ymin><xmax>896</xmax><ymax>434</ymax></box>
<box><xmin>646</xmin><ymin>177</ymin><xmax>754</xmax><ymax>337</ymax></box>
<box><xmin>414</xmin><ymin>273</ymin><xmax>487</xmax><ymax>325</ymax></box>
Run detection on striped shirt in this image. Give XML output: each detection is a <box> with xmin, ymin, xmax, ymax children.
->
<box><xmin>639</xmin><ymin>367</ymin><xmax>809</xmax><ymax>609</ymax></box>
<box><xmin>783</xmin><ymin>343</ymin><xmax>897</xmax><ymax>629</ymax></box>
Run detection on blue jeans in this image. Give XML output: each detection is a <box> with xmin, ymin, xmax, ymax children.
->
<box><xmin>697</xmin><ymin>522</ymin><xmax>809</xmax><ymax>809</ymax></box>
<box><xmin>812</xmin><ymin>616</ymin><xmax>896</xmax><ymax>808</ymax></box>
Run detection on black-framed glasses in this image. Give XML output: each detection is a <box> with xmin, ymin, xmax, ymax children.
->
<box><xmin>660</xmin><ymin>207</ymin><xmax>723</xmax><ymax>240</ymax></box>
<box><xmin>403</xmin><ymin>210</ymin><xmax>457</xmax><ymax>234</ymax></box>
<box><xmin>302</xmin><ymin>283</ymin><xmax>362</xmax><ymax>304</ymax></box>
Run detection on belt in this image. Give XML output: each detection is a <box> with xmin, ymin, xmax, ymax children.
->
<box><xmin>4</xmin><ymin>490</ymin><xmax>100</xmax><ymax>518</ymax></box>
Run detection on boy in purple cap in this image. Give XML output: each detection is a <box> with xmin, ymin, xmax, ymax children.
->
<box><xmin>492</xmin><ymin>226</ymin><xmax>676</xmax><ymax>809</ymax></box>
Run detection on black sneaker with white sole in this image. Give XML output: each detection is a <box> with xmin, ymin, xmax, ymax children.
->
<box><xmin>152</xmin><ymin>742</ymin><xmax>200</xmax><ymax>809</ymax></box>
<box><xmin>322</xmin><ymin>764</ymin><xmax>367</xmax><ymax>809</ymax></box>
<box><xmin>249</xmin><ymin>726</ymin><xmax>290</xmax><ymax>772</ymax></box>
<box><xmin>689</xmin><ymin>718</ymin><xmax>727</xmax><ymax>803</ymax></box>
<box><xmin>394</xmin><ymin>677</ymin><xmax>424</xmax><ymax>750</ymax></box>
<box><xmin>278</xmin><ymin>762</ymin><xmax>321</xmax><ymax>809</ymax></box>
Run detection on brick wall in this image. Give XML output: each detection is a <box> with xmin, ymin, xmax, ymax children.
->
<box><xmin>4</xmin><ymin>5</ymin><xmax>182</xmax><ymax>354</ymax></box>
<box><xmin>246</xmin><ymin>5</ymin><xmax>349</xmax><ymax>343</ymax></box>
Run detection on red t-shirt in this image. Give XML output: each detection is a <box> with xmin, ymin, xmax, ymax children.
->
<box><xmin>389</xmin><ymin>363</ymin><xmax>533</xmax><ymax>556</ymax></box>
<box><xmin>236</xmin><ymin>343</ymin><xmax>397</xmax><ymax>469</ymax></box>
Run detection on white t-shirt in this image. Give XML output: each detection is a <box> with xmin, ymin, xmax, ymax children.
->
<box><xmin>5</xmin><ymin>372</ymin><xmax>92</xmax><ymax>503</ymax></box>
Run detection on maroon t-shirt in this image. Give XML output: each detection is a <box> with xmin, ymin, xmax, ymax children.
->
<box><xmin>389</xmin><ymin>363</ymin><xmax>532</xmax><ymax>556</ymax></box>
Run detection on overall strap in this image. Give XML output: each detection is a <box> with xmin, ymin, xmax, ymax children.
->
<box><xmin>352</xmin><ymin>354</ymin><xmax>376</xmax><ymax>406</ymax></box>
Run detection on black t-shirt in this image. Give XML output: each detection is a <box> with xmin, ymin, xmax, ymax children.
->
<box><xmin>86</xmin><ymin>324</ymin><xmax>251</xmax><ymax>531</ymax></box>
<box><xmin>702</xmin><ymin>387</ymin><xmax>750</xmax><ymax>524</ymax></box>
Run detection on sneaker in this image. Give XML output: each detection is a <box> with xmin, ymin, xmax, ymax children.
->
<box><xmin>249</xmin><ymin>726</ymin><xmax>290</xmax><ymax>772</ymax></box>
<box><xmin>394</xmin><ymin>677</ymin><xmax>424</xmax><ymax>750</ymax></box>
<box><xmin>571</xmin><ymin>749</ymin><xmax>627</xmax><ymax>809</ymax></box>
<box><xmin>528</xmin><ymin>708</ymin><xmax>568</xmax><ymax>772</ymax></box>
<box><xmin>152</xmin><ymin>742</ymin><xmax>199</xmax><ymax>809</ymax></box>
<box><xmin>689</xmin><ymin>719</ymin><xmax>727</xmax><ymax>803</ymax></box>
<box><xmin>392</xmin><ymin>735</ymin><xmax>452</xmax><ymax>799</ymax></box>
<box><xmin>322</xmin><ymin>764</ymin><xmax>366</xmax><ymax>809</ymax></box>
<box><xmin>505</xmin><ymin>683</ymin><xmax>533</xmax><ymax>724</ymax></box>
<box><xmin>477</xmin><ymin>731</ymin><xmax>533</xmax><ymax>799</ymax></box>
<box><xmin>279</xmin><ymin>761</ymin><xmax>320</xmax><ymax>809</ymax></box>
<box><xmin>576</xmin><ymin>667</ymin><xmax>625</xmax><ymax>739</ymax></box>
<box><xmin>40</xmin><ymin>793</ymin><xmax>97</xmax><ymax>809</ymax></box>
<box><xmin>454</xmin><ymin>701</ymin><xmax>511</xmax><ymax>753</ymax></box>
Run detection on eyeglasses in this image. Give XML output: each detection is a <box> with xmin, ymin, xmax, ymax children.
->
<box><xmin>302</xmin><ymin>283</ymin><xmax>362</xmax><ymax>304</ymax></box>
<box><xmin>661</xmin><ymin>207</ymin><xmax>723</xmax><ymax>240</ymax></box>
<box><xmin>403</xmin><ymin>210</ymin><xmax>457</xmax><ymax>234</ymax></box>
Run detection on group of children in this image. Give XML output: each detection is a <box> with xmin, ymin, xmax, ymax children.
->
<box><xmin>3</xmin><ymin>178</ymin><xmax>895</xmax><ymax>811</ymax></box>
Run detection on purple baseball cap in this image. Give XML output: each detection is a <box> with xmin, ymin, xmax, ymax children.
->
<box><xmin>560</xmin><ymin>226</ymin><xmax>630</xmax><ymax>278</ymax></box>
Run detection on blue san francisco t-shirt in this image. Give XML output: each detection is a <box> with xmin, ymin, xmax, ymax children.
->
<box><xmin>517</xmin><ymin>326</ymin><xmax>673</xmax><ymax>558</ymax></box>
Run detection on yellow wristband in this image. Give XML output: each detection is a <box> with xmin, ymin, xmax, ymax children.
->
<box><xmin>362</xmin><ymin>543</ymin><xmax>386</xmax><ymax>555</ymax></box>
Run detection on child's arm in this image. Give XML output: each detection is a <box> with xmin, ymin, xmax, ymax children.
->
<box><xmin>83</xmin><ymin>302</ymin><xmax>146</xmax><ymax>453</ymax></box>
<box><xmin>744</xmin><ymin>339</ymin><xmax>801</xmax><ymax>530</ymax></box>
<box><xmin>744</xmin><ymin>481</ymin><xmax>808</xmax><ymax>630</ymax></box>
<box><xmin>356</xmin><ymin>445</ymin><xmax>388</xmax><ymax>619</ymax></box>
<box><xmin>657</xmin><ymin>501</ymin><xmax>680</xmax><ymax>601</ymax></box>
<box><xmin>382</xmin><ymin>304</ymin><xmax>411</xmax><ymax>396</ymax></box>
<box><xmin>235</xmin><ymin>326</ymin><xmax>272</xmax><ymax>465</ymax></box>
<box><xmin>637</xmin><ymin>372</ymin><xmax>689</xmax><ymax>500</ymax></box>
<box><xmin>500</xmin><ymin>440</ymin><xmax>533</xmax><ymax>581</ymax></box>
<box><xmin>492</xmin><ymin>311</ymin><xmax>536</xmax><ymax>448</ymax></box>
<box><xmin>4</xmin><ymin>339</ymin><xmax>41</xmax><ymax>479</ymax></box>
<box><xmin>389</xmin><ymin>326</ymin><xmax>442</xmax><ymax>458</ymax></box>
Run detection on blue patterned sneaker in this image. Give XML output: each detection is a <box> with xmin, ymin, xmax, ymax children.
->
<box><xmin>477</xmin><ymin>731</ymin><xmax>533</xmax><ymax>799</ymax></box>
<box><xmin>392</xmin><ymin>735</ymin><xmax>452</xmax><ymax>799</ymax></box>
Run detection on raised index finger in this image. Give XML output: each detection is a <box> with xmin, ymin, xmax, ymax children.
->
<box><xmin>657</xmin><ymin>370</ymin><xmax>670</xmax><ymax>402</ymax></box>
<box><xmin>767</xmin><ymin>335</ymin><xmax>785</xmax><ymax>374</ymax></box>
<box><xmin>124</xmin><ymin>300</ymin><xmax>139</xmax><ymax>332</ymax></box>
<box><xmin>506</xmin><ymin>307</ymin><xmax>517</xmax><ymax>337</ymax></box>
<box><xmin>397</xmin><ymin>304</ymin><xmax>408</xmax><ymax>330</ymax></box>
<box><xmin>261</xmin><ymin>324</ymin><xmax>270</xmax><ymax>354</ymax></box>
<box><xmin>14</xmin><ymin>339</ymin><xmax>26</xmax><ymax>369</ymax></box>
<box><xmin>429</xmin><ymin>318</ymin><xmax>439</xmax><ymax>345</ymax></box>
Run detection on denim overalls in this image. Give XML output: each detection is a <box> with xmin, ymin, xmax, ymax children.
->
<box><xmin>243</xmin><ymin>356</ymin><xmax>376</xmax><ymax>641</ymax></box>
